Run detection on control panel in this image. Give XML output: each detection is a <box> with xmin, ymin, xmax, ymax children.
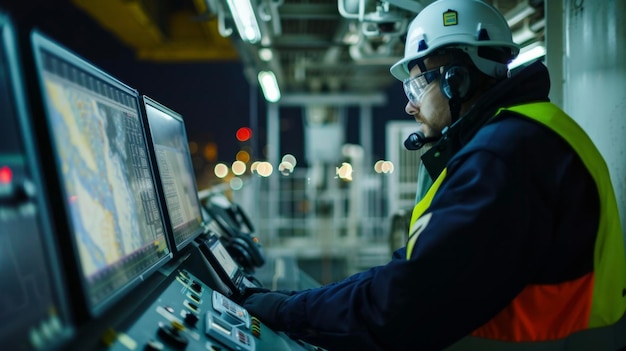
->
<box><xmin>104</xmin><ymin>268</ymin><xmax>316</xmax><ymax>351</ymax></box>
<box><xmin>211</xmin><ymin>291</ymin><xmax>250</xmax><ymax>330</ymax></box>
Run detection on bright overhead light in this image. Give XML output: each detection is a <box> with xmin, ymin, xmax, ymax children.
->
<box><xmin>509</xmin><ymin>42</ymin><xmax>546</xmax><ymax>70</ymax></box>
<box><xmin>258</xmin><ymin>71</ymin><xmax>281</xmax><ymax>102</ymax></box>
<box><xmin>226</xmin><ymin>0</ymin><xmax>261</xmax><ymax>43</ymax></box>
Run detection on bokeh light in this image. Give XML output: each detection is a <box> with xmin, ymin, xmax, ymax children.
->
<box><xmin>281</xmin><ymin>153</ymin><xmax>297</xmax><ymax>168</ymax></box>
<box><xmin>374</xmin><ymin>160</ymin><xmax>395</xmax><ymax>174</ymax></box>
<box><xmin>236</xmin><ymin>150</ymin><xmax>251</xmax><ymax>163</ymax></box>
<box><xmin>278</xmin><ymin>161</ymin><xmax>294</xmax><ymax>176</ymax></box>
<box><xmin>230</xmin><ymin>177</ymin><xmax>243</xmax><ymax>190</ymax></box>
<box><xmin>251</xmin><ymin>161</ymin><xmax>261</xmax><ymax>174</ymax></box>
<box><xmin>231</xmin><ymin>160</ymin><xmax>247</xmax><ymax>176</ymax></box>
<box><xmin>214</xmin><ymin>163</ymin><xmax>229</xmax><ymax>178</ymax></box>
<box><xmin>236</xmin><ymin>127</ymin><xmax>252</xmax><ymax>142</ymax></box>
<box><xmin>336</xmin><ymin>162</ymin><xmax>353</xmax><ymax>181</ymax></box>
<box><xmin>382</xmin><ymin>161</ymin><xmax>394</xmax><ymax>174</ymax></box>
<box><xmin>256</xmin><ymin>162</ymin><xmax>273</xmax><ymax>177</ymax></box>
<box><xmin>204</xmin><ymin>142</ymin><xmax>218</xmax><ymax>162</ymax></box>
<box><xmin>374</xmin><ymin>160</ymin><xmax>385</xmax><ymax>173</ymax></box>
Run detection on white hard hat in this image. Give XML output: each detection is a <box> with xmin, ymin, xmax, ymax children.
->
<box><xmin>390</xmin><ymin>0</ymin><xmax>520</xmax><ymax>81</ymax></box>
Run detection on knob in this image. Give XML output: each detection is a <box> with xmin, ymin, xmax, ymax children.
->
<box><xmin>157</xmin><ymin>322</ymin><xmax>188</xmax><ymax>350</ymax></box>
<box><xmin>144</xmin><ymin>340</ymin><xmax>164</xmax><ymax>351</ymax></box>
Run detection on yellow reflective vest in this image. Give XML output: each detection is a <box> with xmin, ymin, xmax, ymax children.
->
<box><xmin>407</xmin><ymin>102</ymin><xmax>626</xmax><ymax>350</ymax></box>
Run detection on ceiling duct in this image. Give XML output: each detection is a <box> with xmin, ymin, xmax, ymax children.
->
<box><xmin>339</xmin><ymin>0</ymin><xmax>409</xmax><ymax>37</ymax></box>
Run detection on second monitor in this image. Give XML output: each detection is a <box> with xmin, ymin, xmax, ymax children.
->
<box><xmin>140</xmin><ymin>95</ymin><xmax>205</xmax><ymax>252</ymax></box>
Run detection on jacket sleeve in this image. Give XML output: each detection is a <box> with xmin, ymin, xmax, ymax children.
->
<box><xmin>275</xmin><ymin>147</ymin><xmax>551</xmax><ymax>351</ymax></box>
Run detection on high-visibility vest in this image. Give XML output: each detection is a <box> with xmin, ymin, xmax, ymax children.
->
<box><xmin>406</xmin><ymin>102</ymin><xmax>626</xmax><ymax>350</ymax></box>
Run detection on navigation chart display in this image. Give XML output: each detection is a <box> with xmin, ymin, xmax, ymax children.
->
<box><xmin>142</xmin><ymin>96</ymin><xmax>204</xmax><ymax>250</ymax></box>
<box><xmin>31</xmin><ymin>32</ymin><xmax>171</xmax><ymax>314</ymax></box>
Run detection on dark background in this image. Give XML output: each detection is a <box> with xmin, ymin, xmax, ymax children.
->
<box><xmin>0</xmin><ymin>0</ymin><xmax>409</xmax><ymax>187</ymax></box>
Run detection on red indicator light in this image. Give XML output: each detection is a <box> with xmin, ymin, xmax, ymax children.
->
<box><xmin>236</xmin><ymin>127</ymin><xmax>252</xmax><ymax>142</ymax></box>
<box><xmin>0</xmin><ymin>166</ymin><xmax>13</xmax><ymax>184</ymax></box>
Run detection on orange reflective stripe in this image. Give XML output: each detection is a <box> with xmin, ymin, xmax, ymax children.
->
<box><xmin>472</xmin><ymin>273</ymin><xmax>594</xmax><ymax>341</ymax></box>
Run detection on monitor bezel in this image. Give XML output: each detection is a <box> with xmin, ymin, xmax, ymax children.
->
<box><xmin>140</xmin><ymin>94</ymin><xmax>205</xmax><ymax>253</ymax></box>
<box><xmin>197</xmin><ymin>233</ymin><xmax>246</xmax><ymax>299</ymax></box>
<box><xmin>28</xmin><ymin>30</ymin><xmax>173</xmax><ymax>318</ymax></box>
<box><xmin>0</xmin><ymin>13</ymin><xmax>74</xmax><ymax>348</ymax></box>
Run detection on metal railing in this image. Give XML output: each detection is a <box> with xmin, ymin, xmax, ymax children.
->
<box><xmin>206</xmin><ymin>166</ymin><xmax>392</xmax><ymax>281</ymax></box>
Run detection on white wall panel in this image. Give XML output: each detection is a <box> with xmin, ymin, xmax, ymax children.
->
<box><xmin>562</xmin><ymin>0</ymin><xmax>626</xmax><ymax>233</ymax></box>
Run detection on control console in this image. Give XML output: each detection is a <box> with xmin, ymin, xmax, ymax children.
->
<box><xmin>105</xmin><ymin>268</ymin><xmax>318</xmax><ymax>351</ymax></box>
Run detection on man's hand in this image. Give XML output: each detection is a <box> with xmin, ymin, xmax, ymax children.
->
<box><xmin>238</xmin><ymin>286</ymin><xmax>271</xmax><ymax>301</ymax></box>
<box><xmin>242</xmin><ymin>291</ymin><xmax>292</xmax><ymax>330</ymax></box>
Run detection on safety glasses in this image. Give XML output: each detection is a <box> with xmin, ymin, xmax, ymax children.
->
<box><xmin>403</xmin><ymin>66</ymin><xmax>445</xmax><ymax>105</ymax></box>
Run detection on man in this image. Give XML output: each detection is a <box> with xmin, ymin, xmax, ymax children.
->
<box><xmin>241</xmin><ymin>0</ymin><xmax>626</xmax><ymax>350</ymax></box>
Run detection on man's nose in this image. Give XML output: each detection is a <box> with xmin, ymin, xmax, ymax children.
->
<box><xmin>405</xmin><ymin>100</ymin><xmax>420</xmax><ymax>115</ymax></box>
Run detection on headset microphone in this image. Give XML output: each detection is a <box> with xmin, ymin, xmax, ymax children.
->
<box><xmin>404</xmin><ymin>131</ymin><xmax>440</xmax><ymax>150</ymax></box>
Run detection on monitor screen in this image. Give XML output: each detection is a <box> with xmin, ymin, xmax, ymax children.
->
<box><xmin>142</xmin><ymin>96</ymin><xmax>204</xmax><ymax>251</ymax></box>
<box><xmin>209</xmin><ymin>235</ymin><xmax>239</xmax><ymax>280</ymax></box>
<box><xmin>0</xmin><ymin>14</ymin><xmax>73</xmax><ymax>349</ymax></box>
<box><xmin>30</xmin><ymin>31</ymin><xmax>171</xmax><ymax>315</ymax></box>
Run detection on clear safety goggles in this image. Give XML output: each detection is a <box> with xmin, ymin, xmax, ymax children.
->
<box><xmin>402</xmin><ymin>66</ymin><xmax>445</xmax><ymax>105</ymax></box>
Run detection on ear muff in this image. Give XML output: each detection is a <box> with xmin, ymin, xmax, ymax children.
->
<box><xmin>440</xmin><ymin>65</ymin><xmax>475</xmax><ymax>101</ymax></box>
<box><xmin>233</xmin><ymin>235</ymin><xmax>265</xmax><ymax>267</ymax></box>
<box><xmin>224</xmin><ymin>235</ymin><xmax>265</xmax><ymax>273</ymax></box>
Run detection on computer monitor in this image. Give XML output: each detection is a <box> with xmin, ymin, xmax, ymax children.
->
<box><xmin>141</xmin><ymin>95</ymin><xmax>204</xmax><ymax>251</ymax></box>
<box><xmin>29</xmin><ymin>31</ymin><xmax>172</xmax><ymax>316</ymax></box>
<box><xmin>0</xmin><ymin>13</ymin><xmax>73</xmax><ymax>349</ymax></box>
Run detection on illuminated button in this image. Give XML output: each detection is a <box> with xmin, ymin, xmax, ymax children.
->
<box><xmin>251</xmin><ymin>325</ymin><xmax>261</xmax><ymax>338</ymax></box>
<box><xmin>0</xmin><ymin>166</ymin><xmax>15</xmax><ymax>200</ymax></box>
<box><xmin>170</xmin><ymin>320</ymin><xmax>185</xmax><ymax>332</ymax></box>
<box><xmin>0</xmin><ymin>166</ymin><xmax>12</xmax><ymax>184</ymax></box>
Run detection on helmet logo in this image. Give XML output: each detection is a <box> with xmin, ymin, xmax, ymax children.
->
<box><xmin>443</xmin><ymin>9</ymin><xmax>458</xmax><ymax>26</ymax></box>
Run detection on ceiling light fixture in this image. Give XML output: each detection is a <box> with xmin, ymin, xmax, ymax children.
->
<box><xmin>504</xmin><ymin>1</ymin><xmax>536</xmax><ymax>28</ymax></box>
<box><xmin>226</xmin><ymin>0</ymin><xmax>261</xmax><ymax>43</ymax></box>
<box><xmin>258</xmin><ymin>71</ymin><xmax>281</xmax><ymax>102</ymax></box>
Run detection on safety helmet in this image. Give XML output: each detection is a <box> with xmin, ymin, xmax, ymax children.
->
<box><xmin>390</xmin><ymin>0</ymin><xmax>520</xmax><ymax>81</ymax></box>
